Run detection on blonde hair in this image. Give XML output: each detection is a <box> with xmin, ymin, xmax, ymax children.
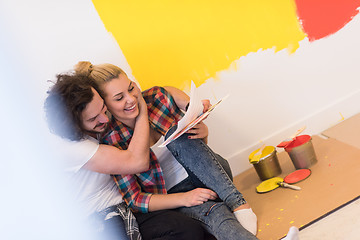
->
<box><xmin>74</xmin><ymin>61</ymin><xmax>126</xmax><ymax>87</ymax></box>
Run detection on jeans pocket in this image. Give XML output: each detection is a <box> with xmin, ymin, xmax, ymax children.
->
<box><xmin>205</xmin><ymin>203</ymin><xmax>220</xmax><ymax>216</ymax></box>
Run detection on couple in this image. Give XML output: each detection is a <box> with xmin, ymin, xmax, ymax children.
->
<box><xmin>45</xmin><ymin>61</ymin><xmax>263</xmax><ymax>239</ymax></box>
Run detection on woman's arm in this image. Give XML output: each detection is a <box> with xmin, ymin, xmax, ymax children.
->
<box><xmin>148</xmin><ymin>188</ymin><xmax>217</xmax><ymax>212</ymax></box>
<box><xmin>163</xmin><ymin>86</ymin><xmax>190</xmax><ymax>111</ymax></box>
<box><xmin>108</xmin><ymin>174</ymin><xmax>217</xmax><ymax>213</ymax></box>
<box><xmin>84</xmin><ymin>84</ymin><xmax>150</xmax><ymax>175</ymax></box>
<box><xmin>163</xmin><ymin>86</ymin><xmax>211</xmax><ymax>112</ymax></box>
<box><xmin>164</xmin><ymin>86</ymin><xmax>210</xmax><ymax>142</ymax></box>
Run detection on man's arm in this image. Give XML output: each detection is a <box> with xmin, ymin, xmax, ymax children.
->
<box><xmin>84</xmin><ymin>84</ymin><xmax>150</xmax><ymax>175</ymax></box>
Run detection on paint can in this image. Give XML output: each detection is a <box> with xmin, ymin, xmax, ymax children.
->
<box><xmin>249</xmin><ymin>146</ymin><xmax>282</xmax><ymax>181</ymax></box>
<box><xmin>285</xmin><ymin>135</ymin><xmax>317</xmax><ymax>169</ymax></box>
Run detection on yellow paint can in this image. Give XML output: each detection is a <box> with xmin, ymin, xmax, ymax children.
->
<box><xmin>249</xmin><ymin>146</ymin><xmax>282</xmax><ymax>181</ymax></box>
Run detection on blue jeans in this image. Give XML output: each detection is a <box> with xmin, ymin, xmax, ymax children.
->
<box><xmin>166</xmin><ymin>126</ymin><xmax>258</xmax><ymax>239</ymax></box>
<box><xmin>168</xmin><ymin>178</ymin><xmax>257</xmax><ymax>240</ymax></box>
<box><xmin>166</xmin><ymin>126</ymin><xmax>246</xmax><ymax>211</ymax></box>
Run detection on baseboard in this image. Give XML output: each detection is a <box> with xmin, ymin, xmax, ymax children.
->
<box><xmin>229</xmin><ymin>88</ymin><xmax>360</xmax><ymax>176</ymax></box>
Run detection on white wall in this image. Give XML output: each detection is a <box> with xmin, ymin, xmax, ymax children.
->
<box><xmin>1</xmin><ymin>2</ymin><xmax>359</xmax><ymax>238</ymax></box>
<box><xmin>201</xmin><ymin>15</ymin><xmax>360</xmax><ymax>175</ymax></box>
<box><xmin>2</xmin><ymin>0</ymin><xmax>359</xmax><ymax>180</ymax></box>
<box><xmin>1</xmin><ymin>2</ymin><xmax>101</xmax><ymax>239</ymax></box>
<box><xmin>0</xmin><ymin>1</ymin><xmax>128</xmax><ymax>239</ymax></box>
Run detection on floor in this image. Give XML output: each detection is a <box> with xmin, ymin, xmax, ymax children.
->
<box><xmin>289</xmin><ymin>113</ymin><xmax>360</xmax><ymax>239</ymax></box>
<box><xmin>298</xmin><ymin>197</ymin><xmax>360</xmax><ymax>239</ymax></box>
<box><xmin>298</xmin><ymin>113</ymin><xmax>360</xmax><ymax>239</ymax></box>
<box><xmin>233</xmin><ymin>113</ymin><xmax>360</xmax><ymax>240</ymax></box>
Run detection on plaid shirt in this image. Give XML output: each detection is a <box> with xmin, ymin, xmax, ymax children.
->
<box><xmin>101</xmin><ymin>86</ymin><xmax>184</xmax><ymax>213</ymax></box>
<box><xmin>96</xmin><ymin>202</ymin><xmax>142</xmax><ymax>240</ymax></box>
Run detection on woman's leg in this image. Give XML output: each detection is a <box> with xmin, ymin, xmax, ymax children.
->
<box><xmin>134</xmin><ymin>210</ymin><xmax>205</xmax><ymax>240</ymax></box>
<box><xmin>214</xmin><ymin>153</ymin><xmax>233</xmax><ymax>181</ymax></box>
<box><xmin>176</xmin><ymin>201</ymin><xmax>258</xmax><ymax>240</ymax></box>
<box><xmin>169</xmin><ymin>176</ymin><xmax>258</xmax><ymax>237</ymax></box>
<box><xmin>184</xmin><ymin>153</ymin><xmax>233</xmax><ymax>189</ymax></box>
<box><xmin>166</xmin><ymin>126</ymin><xmax>245</xmax><ymax>211</ymax></box>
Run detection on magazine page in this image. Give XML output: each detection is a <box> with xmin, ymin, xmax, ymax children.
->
<box><xmin>159</xmin><ymin>81</ymin><xmax>226</xmax><ymax>147</ymax></box>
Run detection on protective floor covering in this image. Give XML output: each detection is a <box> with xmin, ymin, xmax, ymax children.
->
<box><xmin>233</xmin><ymin>135</ymin><xmax>360</xmax><ymax>240</ymax></box>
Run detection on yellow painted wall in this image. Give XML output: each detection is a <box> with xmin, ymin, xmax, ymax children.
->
<box><xmin>93</xmin><ymin>0</ymin><xmax>305</xmax><ymax>90</ymax></box>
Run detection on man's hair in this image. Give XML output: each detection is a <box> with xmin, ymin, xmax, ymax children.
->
<box><xmin>44</xmin><ymin>73</ymin><xmax>101</xmax><ymax>141</ymax></box>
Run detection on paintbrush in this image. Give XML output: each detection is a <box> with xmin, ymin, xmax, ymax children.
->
<box><xmin>250</xmin><ymin>144</ymin><xmax>266</xmax><ymax>164</ymax></box>
<box><xmin>277</xmin><ymin>126</ymin><xmax>306</xmax><ymax>148</ymax></box>
<box><xmin>277</xmin><ymin>181</ymin><xmax>301</xmax><ymax>191</ymax></box>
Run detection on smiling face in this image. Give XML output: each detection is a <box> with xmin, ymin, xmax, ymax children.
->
<box><xmin>80</xmin><ymin>88</ymin><xmax>109</xmax><ymax>136</ymax></box>
<box><xmin>102</xmin><ymin>73</ymin><xmax>140</xmax><ymax>128</ymax></box>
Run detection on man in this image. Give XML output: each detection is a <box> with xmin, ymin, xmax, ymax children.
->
<box><xmin>44</xmin><ymin>73</ymin><xmax>205</xmax><ymax>240</ymax></box>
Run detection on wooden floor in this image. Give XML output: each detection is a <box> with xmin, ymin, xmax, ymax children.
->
<box><xmin>233</xmin><ymin>113</ymin><xmax>360</xmax><ymax>240</ymax></box>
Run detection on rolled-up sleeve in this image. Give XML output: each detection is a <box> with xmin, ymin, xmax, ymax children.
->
<box><xmin>114</xmin><ymin>174</ymin><xmax>153</xmax><ymax>213</ymax></box>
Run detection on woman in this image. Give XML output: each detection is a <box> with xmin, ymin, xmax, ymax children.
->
<box><xmin>75</xmin><ymin>61</ymin><xmax>258</xmax><ymax>240</ymax></box>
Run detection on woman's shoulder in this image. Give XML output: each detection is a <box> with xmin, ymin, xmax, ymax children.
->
<box><xmin>142</xmin><ymin>86</ymin><xmax>173</xmax><ymax>106</ymax></box>
<box><xmin>142</xmin><ymin>86</ymin><xmax>167</xmax><ymax>97</ymax></box>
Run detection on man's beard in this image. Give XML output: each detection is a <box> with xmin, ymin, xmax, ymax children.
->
<box><xmin>86</xmin><ymin>123</ymin><xmax>108</xmax><ymax>136</ymax></box>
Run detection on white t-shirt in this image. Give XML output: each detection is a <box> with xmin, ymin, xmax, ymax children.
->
<box><xmin>151</xmin><ymin>136</ymin><xmax>188</xmax><ymax>190</ymax></box>
<box><xmin>55</xmin><ymin>136</ymin><xmax>123</xmax><ymax>217</ymax></box>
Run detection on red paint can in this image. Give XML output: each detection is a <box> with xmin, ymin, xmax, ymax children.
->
<box><xmin>285</xmin><ymin>135</ymin><xmax>317</xmax><ymax>169</ymax></box>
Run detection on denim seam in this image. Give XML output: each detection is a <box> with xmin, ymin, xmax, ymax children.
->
<box><xmin>199</xmin><ymin>140</ymin><xmax>247</xmax><ymax>210</ymax></box>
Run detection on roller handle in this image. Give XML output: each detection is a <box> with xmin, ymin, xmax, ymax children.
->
<box><xmin>278</xmin><ymin>182</ymin><xmax>301</xmax><ymax>191</ymax></box>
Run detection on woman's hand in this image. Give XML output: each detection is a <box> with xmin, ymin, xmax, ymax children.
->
<box><xmin>201</xmin><ymin>99</ymin><xmax>211</xmax><ymax>113</ymax></box>
<box><xmin>181</xmin><ymin>188</ymin><xmax>218</xmax><ymax>207</ymax></box>
<box><xmin>148</xmin><ymin>188</ymin><xmax>218</xmax><ymax>211</ymax></box>
<box><xmin>186</xmin><ymin>122</ymin><xmax>208</xmax><ymax>140</ymax></box>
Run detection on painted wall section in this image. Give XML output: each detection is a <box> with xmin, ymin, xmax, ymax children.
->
<box><xmin>295</xmin><ymin>0</ymin><xmax>360</xmax><ymax>41</ymax></box>
<box><xmin>92</xmin><ymin>0</ymin><xmax>305</xmax><ymax>90</ymax></box>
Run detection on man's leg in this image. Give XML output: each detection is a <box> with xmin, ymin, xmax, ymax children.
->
<box><xmin>134</xmin><ymin>210</ymin><xmax>205</xmax><ymax>240</ymax></box>
<box><xmin>101</xmin><ymin>215</ymin><xmax>130</xmax><ymax>240</ymax></box>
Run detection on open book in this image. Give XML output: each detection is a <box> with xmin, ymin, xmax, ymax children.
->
<box><xmin>159</xmin><ymin>81</ymin><xmax>227</xmax><ymax>147</ymax></box>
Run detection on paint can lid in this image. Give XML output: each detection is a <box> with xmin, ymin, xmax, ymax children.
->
<box><xmin>285</xmin><ymin>135</ymin><xmax>311</xmax><ymax>152</ymax></box>
<box><xmin>249</xmin><ymin>146</ymin><xmax>275</xmax><ymax>163</ymax></box>
<box><xmin>284</xmin><ymin>169</ymin><xmax>311</xmax><ymax>184</ymax></box>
